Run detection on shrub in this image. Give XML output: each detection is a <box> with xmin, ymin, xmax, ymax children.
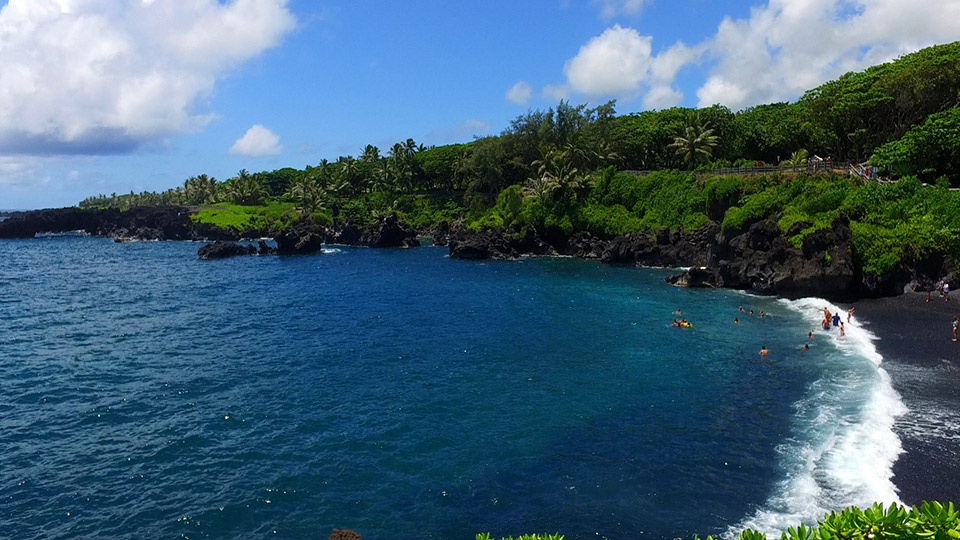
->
<box><xmin>576</xmin><ymin>203</ymin><xmax>643</xmax><ymax>237</ymax></box>
<box><xmin>691</xmin><ymin>501</ymin><xmax>960</xmax><ymax>540</ymax></box>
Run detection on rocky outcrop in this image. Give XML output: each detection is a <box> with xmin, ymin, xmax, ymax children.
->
<box><xmin>275</xmin><ymin>220</ymin><xmax>325</xmax><ymax>254</ymax></box>
<box><xmin>365</xmin><ymin>213</ymin><xmax>420</xmax><ymax>248</ymax></box>
<box><xmin>448</xmin><ymin>229</ymin><xmax>519</xmax><ymax>259</ymax></box>
<box><xmin>567</xmin><ymin>232</ymin><xmax>608</xmax><ymax>259</ymax></box>
<box><xmin>446</xmin><ymin>216</ymin><xmax>867</xmax><ymax>300</ymax></box>
<box><xmin>0</xmin><ymin>206</ymin><xmax>240</xmax><ymax>241</ymax></box>
<box><xmin>601</xmin><ymin>224</ymin><xmax>719</xmax><ymax>268</ymax></box>
<box><xmin>324</xmin><ymin>213</ymin><xmax>420</xmax><ymax>248</ymax></box>
<box><xmin>666</xmin><ymin>217</ymin><xmax>858</xmax><ymax>300</ymax></box>
<box><xmin>198</xmin><ymin>240</ymin><xmax>264</xmax><ymax>259</ymax></box>
<box><xmin>424</xmin><ymin>221</ymin><xmax>452</xmax><ymax>246</ymax></box>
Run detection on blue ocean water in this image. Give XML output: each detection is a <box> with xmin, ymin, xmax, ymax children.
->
<box><xmin>0</xmin><ymin>237</ymin><xmax>904</xmax><ymax>539</ymax></box>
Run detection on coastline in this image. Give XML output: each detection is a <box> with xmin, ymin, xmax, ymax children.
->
<box><xmin>848</xmin><ymin>292</ymin><xmax>960</xmax><ymax>506</ymax></box>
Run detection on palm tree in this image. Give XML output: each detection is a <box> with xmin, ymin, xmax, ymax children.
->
<box><xmin>336</xmin><ymin>156</ymin><xmax>360</xmax><ymax>196</ymax></box>
<box><xmin>526</xmin><ymin>144</ymin><xmax>588</xmax><ymax>201</ymax></box>
<box><xmin>360</xmin><ymin>144</ymin><xmax>381</xmax><ymax>163</ymax></box>
<box><xmin>287</xmin><ymin>173</ymin><xmax>326</xmax><ymax>216</ymax></box>
<box><xmin>522</xmin><ymin>173</ymin><xmax>559</xmax><ymax>201</ymax></box>
<box><xmin>780</xmin><ymin>149</ymin><xmax>809</xmax><ymax>167</ymax></box>
<box><xmin>668</xmin><ymin>113</ymin><xmax>720</xmax><ymax>169</ymax></box>
<box><xmin>225</xmin><ymin>169</ymin><xmax>267</xmax><ymax>206</ymax></box>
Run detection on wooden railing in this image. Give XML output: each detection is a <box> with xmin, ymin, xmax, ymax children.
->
<box><xmin>623</xmin><ymin>161</ymin><xmax>874</xmax><ymax>179</ymax></box>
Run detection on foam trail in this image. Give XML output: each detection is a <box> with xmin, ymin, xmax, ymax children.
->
<box><xmin>728</xmin><ymin>297</ymin><xmax>907</xmax><ymax>538</ymax></box>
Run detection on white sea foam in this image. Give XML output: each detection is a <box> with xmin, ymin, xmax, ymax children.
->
<box><xmin>728</xmin><ymin>297</ymin><xmax>907</xmax><ymax>538</ymax></box>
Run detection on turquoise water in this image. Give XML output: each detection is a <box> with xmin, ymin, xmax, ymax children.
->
<box><xmin>0</xmin><ymin>237</ymin><xmax>903</xmax><ymax>539</ymax></box>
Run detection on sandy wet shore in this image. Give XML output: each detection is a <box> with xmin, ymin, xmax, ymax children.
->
<box><xmin>848</xmin><ymin>292</ymin><xmax>960</xmax><ymax>506</ymax></box>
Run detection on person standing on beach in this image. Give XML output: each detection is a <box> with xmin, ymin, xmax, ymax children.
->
<box><xmin>953</xmin><ymin>316</ymin><xmax>958</xmax><ymax>342</ymax></box>
<box><xmin>945</xmin><ymin>282</ymin><xmax>950</xmax><ymax>301</ymax></box>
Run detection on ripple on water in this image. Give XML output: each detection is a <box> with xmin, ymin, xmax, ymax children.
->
<box><xmin>0</xmin><ymin>240</ymin><xmax>916</xmax><ymax>539</ymax></box>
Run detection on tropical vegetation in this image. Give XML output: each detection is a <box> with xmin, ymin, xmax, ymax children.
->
<box><xmin>77</xmin><ymin>41</ymin><xmax>960</xmax><ymax>282</ymax></box>
<box><xmin>479</xmin><ymin>501</ymin><xmax>960</xmax><ymax>540</ymax></box>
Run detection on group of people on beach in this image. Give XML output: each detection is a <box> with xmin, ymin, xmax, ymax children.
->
<box><xmin>819</xmin><ymin>306</ymin><xmax>854</xmax><ymax>337</ymax></box>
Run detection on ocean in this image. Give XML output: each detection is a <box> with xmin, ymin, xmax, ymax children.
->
<box><xmin>0</xmin><ymin>236</ymin><xmax>906</xmax><ymax>539</ymax></box>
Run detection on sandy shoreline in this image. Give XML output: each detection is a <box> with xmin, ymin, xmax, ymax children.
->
<box><xmin>847</xmin><ymin>292</ymin><xmax>960</xmax><ymax>505</ymax></box>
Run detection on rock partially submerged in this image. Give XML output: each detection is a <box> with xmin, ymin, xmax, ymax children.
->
<box><xmin>198</xmin><ymin>240</ymin><xmax>274</xmax><ymax>259</ymax></box>
<box><xmin>275</xmin><ymin>221</ymin><xmax>325</xmax><ymax>255</ymax></box>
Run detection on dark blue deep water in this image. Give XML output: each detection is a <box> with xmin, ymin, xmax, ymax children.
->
<box><xmin>0</xmin><ymin>238</ymin><xmax>904</xmax><ymax>539</ymax></box>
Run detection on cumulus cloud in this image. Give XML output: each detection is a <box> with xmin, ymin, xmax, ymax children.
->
<box><xmin>0</xmin><ymin>0</ymin><xmax>296</xmax><ymax>155</ymax></box>
<box><xmin>593</xmin><ymin>0</ymin><xmax>650</xmax><ymax>19</ymax></box>
<box><xmin>558</xmin><ymin>24</ymin><xmax>698</xmax><ymax>108</ymax></box>
<box><xmin>551</xmin><ymin>0</ymin><xmax>960</xmax><ymax>112</ymax></box>
<box><xmin>506</xmin><ymin>81</ymin><xmax>534</xmax><ymax>105</ymax></box>
<box><xmin>695</xmin><ymin>0</ymin><xmax>960</xmax><ymax>109</ymax></box>
<box><xmin>564</xmin><ymin>25</ymin><xmax>653</xmax><ymax>97</ymax></box>
<box><xmin>230</xmin><ymin>125</ymin><xmax>282</xmax><ymax>157</ymax></box>
<box><xmin>542</xmin><ymin>84</ymin><xmax>570</xmax><ymax>102</ymax></box>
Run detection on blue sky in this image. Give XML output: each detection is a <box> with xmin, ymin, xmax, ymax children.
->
<box><xmin>1</xmin><ymin>0</ymin><xmax>959</xmax><ymax>209</ymax></box>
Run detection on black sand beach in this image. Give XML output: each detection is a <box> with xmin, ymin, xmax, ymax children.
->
<box><xmin>850</xmin><ymin>292</ymin><xmax>960</xmax><ymax>506</ymax></box>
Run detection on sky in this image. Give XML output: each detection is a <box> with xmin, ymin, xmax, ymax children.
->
<box><xmin>1</xmin><ymin>0</ymin><xmax>960</xmax><ymax>209</ymax></box>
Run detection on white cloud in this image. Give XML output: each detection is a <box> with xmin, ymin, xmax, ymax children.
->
<box><xmin>230</xmin><ymin>125</ymin><xmax>282</xmax><ymax>157</ymax></box>
<box><xmin>542</xmin><ymin>83</ymin><xmax>570</xmax><ymax>102</ymax></box>
<box><xmin>564</xmin><ymin>25</ymin><xmax>653</xmax><ymax>97</ymax></box>
<box><xmin>548</xmin><ymin>0</ymin><xmax>960</xmax><ymax>113</ymax></box>
<box><xmin>0</xmin><ymin>0</ymin><xmax>296</xmax><ymax>155</ymax></box>
<box><xmin>593</xmin><ymin>0</ymin><xmax>650</xmax><ymax>19</ymax></box>
<box><xmin>695</xmin><ymin>0</ymin><xmax>960</xmax><ymax>109</ymax></box>
<box><xmin>643</xmin><ymin>85</ymin><xmax>683</xmax><ymax>110</ymax></box>
<box><xmin>506</xmin><ymin>81</ymin><xmax>533</xmax><ymax>105</ymax></box>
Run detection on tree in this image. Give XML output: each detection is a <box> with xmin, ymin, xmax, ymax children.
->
<box><xmin>780</xmin><ymin>149</ymin><xmax>809</xmax><ymax>167</ymax></box>
<box><xmin>287</xmin><ymin>172</ymin><xmax>326</xmax><ymax>215</ymax></box>
<box><xmin>224</xmin><ymin>169</ymin><xmax>267</xmax><ymax>206</ymax></box>
<box><xmin>610</xmin><ymin>107</ymin><xmax>689</xmax><ymax>170</ymax></box>
<box><xmin>360</xmin><ymin>144</ymin><xmax>381</xmax><ymax>163</ymax></box>
<box><xmin>871</xmin><ymin>107</ymin><xmax>960</xmax><ymax>184</ymax></box>
<box><xmin>668</xmin><ymin>113</ymin><xmax>720</xmax><ymax>168</ymax></box>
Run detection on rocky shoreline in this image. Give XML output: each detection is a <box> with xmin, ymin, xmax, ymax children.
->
<box><xmin>1</xmin><ymin>206</ymin><xmax>955</xmax><ymax>301</ymax></box>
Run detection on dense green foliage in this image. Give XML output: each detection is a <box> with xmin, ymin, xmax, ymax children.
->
<box><xmin>478</xmin><ymin>501</ymin><xmax>960</xmax><ymax>540</ymax></box>
<box><xmin>871</xmin><ymin>107</ymin><xmax>960</xmax><ymax>184</ymax></box>
<box><xmin>697</xmin><ymin>501</ymin><xmax>960</xmax><ymax>540</ymax></box>
<box><xmin>76</xmin><ymin>42</ymin><xmax>960</xmax><ymax>279</ymax></box>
